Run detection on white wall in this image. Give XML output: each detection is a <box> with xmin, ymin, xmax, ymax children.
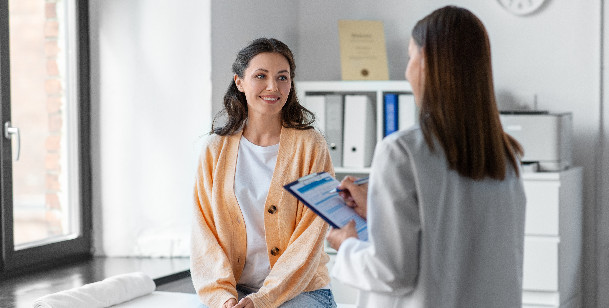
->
<box><xmin>89</xmin><ymin>0</ymin><xmax>212</xmax><ymax>257</ymax></box>
<box><xmin>211</xmin><ymin>1</ymin><xmax>606</xmax><ymax>307</ymax></box>
<box><xmin>210</xmin><ymin>1</ymin><xmax>298</xmax><ymax>117</ymax></box>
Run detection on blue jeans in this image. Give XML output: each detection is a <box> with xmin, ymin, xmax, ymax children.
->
<box><xmin>281</xmin><ymin>289</ymin><xmax>337</xmax><ymax>308</ymax></box>
<box><xmin>237</xmin><ymin>285</ymin><xmax>337</xmax><ymax>308</ymax></box>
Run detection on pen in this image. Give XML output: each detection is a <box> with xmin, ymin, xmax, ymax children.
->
<box><xmin>328</xmin><ymin>177</ymin><xmax>369</xmax><ymax>194</ymax></box>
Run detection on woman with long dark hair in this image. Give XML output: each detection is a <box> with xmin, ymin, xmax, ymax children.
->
<box><xmin>327</xmin><ymin>6</ymin><xmax>526</xmax><ymax>307</ymax></box>
<box><xmin>191</xmin><ymin>38</ymin><xmax>337</xmax><ymax>308</ymax></box>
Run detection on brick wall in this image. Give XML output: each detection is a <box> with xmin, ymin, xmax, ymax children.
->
<box><xmin>11</xmin><ymin>0</ymin><xmax>66</xmax><ymax>244</ymax></box>
<box><xmin>43</xmin><ymin>0</ymin><xmax>63</xmax><ymax>236</ymax></box>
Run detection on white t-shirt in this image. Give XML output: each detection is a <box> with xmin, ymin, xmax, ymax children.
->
<box><xmin>234</xmin><ymin>136</ymin><xmax>278</xmax><ymax>290</ymax></box>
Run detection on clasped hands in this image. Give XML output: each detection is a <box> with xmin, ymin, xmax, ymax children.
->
<box><xmin>326</xmin><ymin>176</ymin><xmax>369</xmax><ymax>251</ymax></box>
<box><xmin>224</xmin><ymin>297</ymin><xmax>253</xmax><ymax>308</ymax></box>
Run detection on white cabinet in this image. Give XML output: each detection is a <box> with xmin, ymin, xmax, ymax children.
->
<box><xmin>523</xmin><ymin>237</ymin><xmax>560</xmax><ymax>291</ymax></box>
<box><xmin>521</xmin><ymin>167</ymin><xmax>583</xmax><ymax>308</ymax></box>
<box><xmin>297</xmin><ymin>80</ymin><xmax>414</xmax><ymax>174</ymax></box>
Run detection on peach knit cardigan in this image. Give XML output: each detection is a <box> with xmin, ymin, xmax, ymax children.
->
<box><xmin>191</xmin><ymin>127</ymin><xmax>334</xmax><ymax>307</ymax></box>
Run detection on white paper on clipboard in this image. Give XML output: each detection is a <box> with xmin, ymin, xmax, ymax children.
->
<box><xmin>284</xmin><ymin>172</ymin><xmax>368</xmax><ymax>241</ymax></box>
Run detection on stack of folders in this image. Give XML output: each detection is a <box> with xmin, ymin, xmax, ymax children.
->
<box><xmin>304</xmin><ymin>93</ymin><xmax>417</xmax><ymax>168</ymax></box>
<box><xmin>383</xmin><ymin>93</ymin><xmax>417</xmax><ymax>136</ymax></box>
<box><xmin>304</xmin><ymin>94</ymin><xmax>345</xmax><ymax>167</ymax></box>
<box><xmin>304</xmin><ymin>94</ymin><xmax>376</xmax><ymax>168</ymax></box>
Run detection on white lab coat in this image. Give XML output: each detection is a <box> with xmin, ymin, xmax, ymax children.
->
<box><xmin>331</xmin><ymin>127</ymin><xmax>526</xmax><ymax>308</ymax></box>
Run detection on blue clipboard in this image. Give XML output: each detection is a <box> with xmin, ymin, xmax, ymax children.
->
<box><xmin>283</xmin><ymin>172</ymin><xmax>368</xmax><ymax>241</ymax></box>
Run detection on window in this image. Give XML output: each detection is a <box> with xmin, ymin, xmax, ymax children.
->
<box><xmin>0</xmin><ymin>0</ymin><xmax>90</xmax><ymax>275</ymax></box>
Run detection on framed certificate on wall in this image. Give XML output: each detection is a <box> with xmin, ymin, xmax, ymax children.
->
<box><xmin>338</xmin><ymin>19</ymin><xmax>389</xmax><ymax>81</ymax></box>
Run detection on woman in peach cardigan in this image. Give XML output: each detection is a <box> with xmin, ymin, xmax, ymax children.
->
<box><xmin>191</xmin><ymin>38</ymin><xmax>337</xmax><ymax>308</ymax></box>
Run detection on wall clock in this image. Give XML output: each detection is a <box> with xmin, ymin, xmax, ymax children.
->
<box><xmin>497</xmin><ymin>0</ymin><xmax>547</xmax><ymax>16</ymax></box>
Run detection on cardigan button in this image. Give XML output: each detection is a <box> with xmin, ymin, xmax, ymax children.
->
<box><xmin>270</xmin><ymin>247</ymin><xmax>280</xmax><ymax>256</ymax></box>
<box><xmin>268</xmin><ymin>205</ymin><xmax>277</xmax><ymax>214</ymax></box>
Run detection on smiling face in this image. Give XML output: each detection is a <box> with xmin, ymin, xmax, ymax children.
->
<box><xmin>234</xmin><ymin>52</ymin><xmax>292</xmax><ymax>120</ymax></box>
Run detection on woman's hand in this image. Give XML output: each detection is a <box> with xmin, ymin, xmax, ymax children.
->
<box><xmin>223</xmin><ymin>298</ymin><xmax>238</xmax><ymax>308</ymax></box>
<box><xmin>326</xmin><ymin>220</ymin><xmax>358</xmax><ymax>250</ymax></box>
<box><xmin>337</xmin><ymin>176</ymin><xmax>368</xmax><ymax>219</ymax></box>
<box><xmin>232</xmin><ymin>297</ymin><xmax>254</xmax><ymax>308</ymax></box>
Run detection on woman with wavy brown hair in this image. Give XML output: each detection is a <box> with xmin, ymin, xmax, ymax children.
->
<box><xmin>327</xmin><ymin>6</ymin><xmax>526</xmax><ymax>307</ymax></box>
<box><xmin>191</xmin><ymin>38</ymin><xmax>337</xmax><ymax>308</ymax></box>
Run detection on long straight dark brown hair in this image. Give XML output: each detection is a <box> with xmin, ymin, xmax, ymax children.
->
<box><xmin>412</xmin><ymin>6</ymin><xmax>523</xmax><ymax>180</ymax></box>
<box><xmin>211</xmin><ymin>38</ymin><xmax>314</xmax><ymax>135</ymax></box>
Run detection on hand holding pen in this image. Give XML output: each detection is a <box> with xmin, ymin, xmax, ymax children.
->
<box><xmin>335</xmin><ymin>176</ymin><xmax>369</xmax><ymax>219</ymax></box>
<box><xmin>326</xmin><ymin>175</ymin><xmax>370</xmax><ymax>250</ymax></box>
<box><xmin>328</xmin><ymin>176</ymin><xmax>369</xmax><ymax>193</ymax></box>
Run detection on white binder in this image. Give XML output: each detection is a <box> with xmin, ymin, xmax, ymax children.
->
<box><xmin>304</xmin><ymin>95</ymin><xmax>326</xmax><ymax>133</ymax></box>
<box><xmin>324</xmin><ymin>95</ymin><xmax>344</xmax><ymax>167</ymax></box>
<box><xmin>398</xmin><ymin>93</ymin><xmax>417</xmax><ymax>130</ymax></box>
<box><xmin>342</xmin><ymin>95</ymin><xmax>376</xmax><ymax>168</ymax></box>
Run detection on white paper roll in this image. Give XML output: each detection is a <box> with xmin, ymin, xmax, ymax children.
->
<box><xmin>32</xmin><ymin>272</ymin><xmax>156</xmax><ymax>308</ymax></box>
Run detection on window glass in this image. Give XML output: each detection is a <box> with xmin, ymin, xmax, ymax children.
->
<box><xmin>9</xmin><ymin>0</ymin><xmax>80</xmax><ymax>249</ymax></box>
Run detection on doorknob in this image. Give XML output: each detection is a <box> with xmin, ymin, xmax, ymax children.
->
<box><xmin>4</xmin><ymin>121</ymin><xmax>20</xmax><ymax>161</ymax></box>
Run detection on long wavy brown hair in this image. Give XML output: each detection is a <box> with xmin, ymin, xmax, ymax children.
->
<box><xmin>211</xmin><ymin>38</ymin><xmax>315</xmax><ymax>135</ymax></box>
<box><xmin>412</xmin><ymin>6</ymin><xmax>523</xmax><ymax>180</ymax></box>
